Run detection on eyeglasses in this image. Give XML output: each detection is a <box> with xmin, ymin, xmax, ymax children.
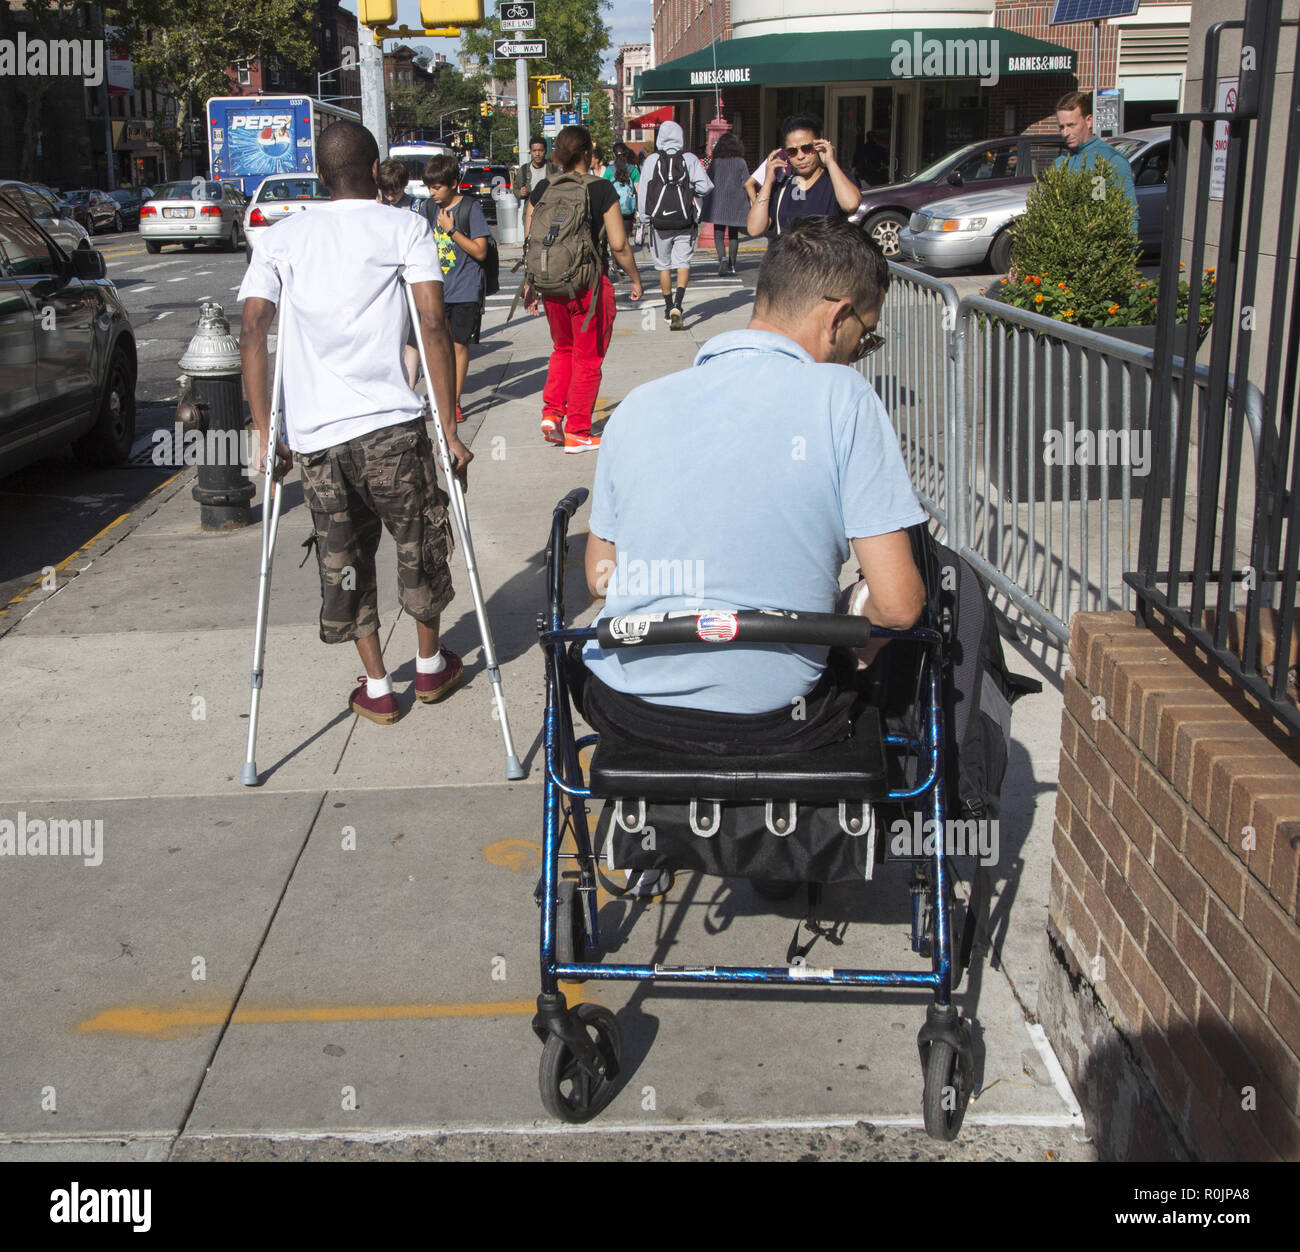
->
<box><xmin>785</xmin><ymin>142</ymin><xmax>817</xmax><ymax>158</ymax></box>
<box><xmin>823</xmin><ymin>296</ymin><xmax>885</xmax><ymax>360</ymax></box>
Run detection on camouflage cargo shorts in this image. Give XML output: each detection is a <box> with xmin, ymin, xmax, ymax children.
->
<box><xmin>297</xmin><ymin>419</ymin><xmax>454</xmax><ymax>645</ymax></box>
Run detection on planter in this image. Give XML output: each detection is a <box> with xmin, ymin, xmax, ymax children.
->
<box><xmin>982</xmin><ymin>305</ymin><xmax>1189</xmax><ymax>503</ymax></box>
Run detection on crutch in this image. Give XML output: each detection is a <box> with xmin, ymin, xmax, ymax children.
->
<box><xmin>240</xmin><ymin>299</ymin><xmax>290</xmax><ymax>787</ymax></box>
<box><xmin>404</xmin><ymin>275</ymin><xmax>525</xmax><ymax>780</ymax></box>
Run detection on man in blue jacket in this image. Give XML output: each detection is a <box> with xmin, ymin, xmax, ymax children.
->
<box><xmin>1053</xmin><ymin>90</ymin><xmax>1136</xmax><ymax>213</ymax></box>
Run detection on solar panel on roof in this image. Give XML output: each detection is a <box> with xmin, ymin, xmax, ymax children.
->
<box><xmin>1050</xmin><ymin>0</ymin><xmax>1141</xmax><ymax>24</ymax></box>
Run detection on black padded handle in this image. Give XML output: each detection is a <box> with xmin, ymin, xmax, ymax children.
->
<box><xmin>594</xmin><ymin>609</ymin><xmax>873</xmax><ymax>649</ymax></box>
<box><xmin>554</xmin><ymin>488</ymin><xmax>589</xmax><ymax>521</ymax></box>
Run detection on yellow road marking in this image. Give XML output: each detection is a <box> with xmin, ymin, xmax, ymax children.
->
<box><xmin>0</xmin><ymin>468</ymin><xmax>185</xmax><ymax>617</ymax></box>
<box><xmin>78</xmin><ymin>991</ymin><xmax>593</xmax><ymax>1039</ymax></box>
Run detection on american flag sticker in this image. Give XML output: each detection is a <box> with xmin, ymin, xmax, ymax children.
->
<box><xmin>696</xmin><ymin>611</ymin><xmax>739</xmax><ymax>642</ymax></box>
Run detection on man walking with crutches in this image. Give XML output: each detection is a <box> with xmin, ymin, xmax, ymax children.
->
<box><xmin>239</xmin><ymin>120</ymin><xmax>473</xmax><ymax>726</ymax></box>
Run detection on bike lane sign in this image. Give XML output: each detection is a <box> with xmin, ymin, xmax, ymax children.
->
<box><xmin>500</xmin><ymin>1</ymin><xmax>536</xmax><ymax>32</ymax></box>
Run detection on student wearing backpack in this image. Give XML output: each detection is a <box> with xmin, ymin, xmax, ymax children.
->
<box><xmin>523</xmin><ymin>126</ymin><xmax>643</xmax><ymax>454</ymax></box>
<box><xmin>637</xmin><ymin>120</ymin><xmax>712</xmax><ymax>330</ymax></box>
<box><xmin>603</xmin><ymin>144</ymin><xmax>640</xmax><ymax>276</ymax></box>
<box><xmin>423</xmin><ymin>155</ymin><xmax>490</xmax><ymax>424</ymax></box>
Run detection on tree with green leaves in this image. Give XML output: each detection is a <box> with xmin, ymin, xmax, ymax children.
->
<box><xmin>9</xmin><ymin>1</ymin><xmax>90</xmax><ymax>181</ymax></box>
<box><xmin>104</xmin><ymin>0</ymin><xmax>317</xmax><ymax>176</ymax></box>
<box><xmin>460</xmin><ymin>0</ymin><xmax>611</xmax><ymax>95</ymax></box>
<box><xmin>582</xmin><ymin>84</ymin><xmax>615</xmax><ymax>157</ymax></box>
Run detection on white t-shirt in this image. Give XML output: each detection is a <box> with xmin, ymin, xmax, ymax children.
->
<box><xmin>237</xmin><ymin>199</ymin><xmax>442</xmax><ymax>453</ymax></box>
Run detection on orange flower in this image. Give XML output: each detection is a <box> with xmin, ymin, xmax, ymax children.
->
<box><xmin>1179</xmin><ymin>261</ymin><xmax>1186</xmax><ymax>268</ymax></box>
<box><xmin>1108</xmin><ymin>304</ymin><xmax>1120</xmax><ymax>314</ymax></box>
<box><xmin>1207</xmin><ymin>266</ymin><xmax>1216</xmax><ymax>274</ymax></box>
<box><xmin>1064</xmin><ymin>309</ymin><xmax>1075</xmax><ymax>317</ymax></box>
<box><xmin>1035</xmin><ymin>294</ymin><xmax>1044</xmax><ymax>304</ymax></box>
<box><xmin>1031</xmin><ymin>275</ymin><xmax>1041</xmax><ymax>285</ymax></box>
<box><xmin>1058</xmin><ymin>282</ymin><xmax>1068</xmax><ymax>289</ymax></box>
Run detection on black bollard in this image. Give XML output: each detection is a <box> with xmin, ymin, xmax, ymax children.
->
<box><xmin>181</xmin><ymin>302</ymin><xmax>255</xmax><ymax>531</ymax></box>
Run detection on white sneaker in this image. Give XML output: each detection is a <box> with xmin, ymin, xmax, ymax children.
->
<box><xmin>625</xmin><ymin>868</ymin><xmax>673</xmax><ymax>898</ymax></box>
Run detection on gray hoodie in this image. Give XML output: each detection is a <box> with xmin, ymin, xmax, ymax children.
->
<box><xmin>637</xmin><ymin>121</ymin><xmax>713</xmax><ymax>224</ymax></box>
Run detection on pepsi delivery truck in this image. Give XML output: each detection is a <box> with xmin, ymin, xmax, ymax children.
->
<box><xmin>206</xmin><ymin>96</ymin><xmax>360</xmax><ymax>197</ymax></box>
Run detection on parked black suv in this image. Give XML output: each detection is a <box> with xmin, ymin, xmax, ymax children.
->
<box><xmin>0</xmin><ymin>189</ymin><xmax>137</xmax><ymax>478</ymax></box>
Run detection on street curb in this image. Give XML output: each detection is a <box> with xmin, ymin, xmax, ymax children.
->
<box><xmin>0</xmin><ymin>465</ymin><xmax>196</xmax><ymax>641</ymax></box>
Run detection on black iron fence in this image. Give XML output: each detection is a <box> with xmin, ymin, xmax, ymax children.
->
<box><xmin>1129</xmin><ymin>0</ymin><xmax>1300</xmax><ymax>734</ymax></box>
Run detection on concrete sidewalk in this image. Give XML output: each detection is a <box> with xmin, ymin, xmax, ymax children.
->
<box><xmin>0</xmin><ymin>250</ymin><xmax>1088</xmax><ymax>1161</ymax></box>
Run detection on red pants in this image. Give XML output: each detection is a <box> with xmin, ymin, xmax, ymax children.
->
<box><xmin>542</xmin><ymin>277</ymin><xmax>616</xmax><ymax>438</ymax></box>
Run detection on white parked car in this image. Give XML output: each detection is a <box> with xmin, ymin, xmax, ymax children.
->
<box><xmin>139</xmin><ymin>180</ymin><xmax>248</xmax><ymax>254</ymax></box>
<box><xmin>242</xmin><ymin>174</ymin><xmax>332</xmax><ymax>260</ymax></box>
<box><xmin>387</xmin><ymin>143</ymin><xmax>454</xmax><ymax>200</ymax></box>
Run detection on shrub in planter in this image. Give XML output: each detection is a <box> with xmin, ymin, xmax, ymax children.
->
<box><xmin>1005</xmin><ymin>160</ymin><xmax>1140</xmax><ymax>322</ymax></box>
<box><xmin>981</xmin><ymin>163</ymin><xmax>1215</xmax><ymax>501</ymax></box>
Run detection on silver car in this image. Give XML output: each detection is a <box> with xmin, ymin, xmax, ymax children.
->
<box><xmin>138</xmin><ymin>180</ymin><xmax>248</xmax><ymax>254</ymax></box>
<box><xmin>899</xmin><ymin>129</ymin><xmax>1171</xmax><ymax>274</ymax></box>
<box><xmin>0</xmin><ymin>180</ymin><xmax>90</xmax><ymax>255</ymax></box>
<box><xmin>242</xmin><ymin>174</ymin><xmax>331</xmax><ymax>261</ymax></box>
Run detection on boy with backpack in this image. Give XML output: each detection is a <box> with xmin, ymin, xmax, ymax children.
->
<box><xmin>522</xmin><ymin>126</ymin><xmax>642</xmax><ymax>453</ymax></box>
<box><xmin>637</xmin><ymin>121</ymin><xmax>712</xmax><ymax>330</ymax></box>
<box><xmin>423</xmin><ymin>154</ymin><xmax>500</xmax><ymax>423</ymax></box>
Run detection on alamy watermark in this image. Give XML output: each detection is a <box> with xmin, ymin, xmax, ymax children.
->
<box><xmin>1042</xmin><ymin>423</ymin><xmax>1151</xmax><ymax>476</ymax></box>
<box><xmin>0</xmin><ymin>812</ymin><xmax>103</xmax><ymax>866</ymax></box>
<box><xmin>0</xmin><ymin>35</ymin><xmax>103</xmax><ymax>88</ymax></box>
<box><xmin>594</xmin><ymin>554</ymin><xmax>706</xmax><ymax>601</ymax></box>
<box><xmin>888</xmin><ymin>810</ymin><xmax>999</xmax><ymax>867</ymax></box>
<box><xmin>891</xmin><ymin>33</ymin><xmax>1000</xmax><ymax>88</ymax></box>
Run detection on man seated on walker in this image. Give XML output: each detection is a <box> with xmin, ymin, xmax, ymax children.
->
<box><xmin>579</xmin><ymin>216</ymin><xmax>928</xmax><ymax>760</ymax></box>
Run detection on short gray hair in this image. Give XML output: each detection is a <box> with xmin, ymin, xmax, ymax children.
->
<box><xmin>755</xmin><ymin>217</ymin><xmax>890</xmax><ymax>323</ymax></box>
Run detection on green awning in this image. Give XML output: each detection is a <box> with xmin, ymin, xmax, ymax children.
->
<box><xmin>635</xmin><ymin>27</ymin><xmax>1078</xmax><ymax>100</ymax></box>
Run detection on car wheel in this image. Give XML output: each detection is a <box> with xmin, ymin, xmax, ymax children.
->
<box><xmin>73</xmin><ymin>344</ymin><xmax>136</xmax><ymax>467</ymax></box>
<box><xmin>144</xmin><ymin>240</ymin><xmax>161</xmax><ymax>254</ymax></box>
<box><xmin>989</xmin><ymin>230</ymin><xmax>1014</xmax><ymax>276</ymax></box>
<box><xmin>112</xmin><ymin>211</ymin><xmax>123</xmax><ymax>233</ymax></box>
<box><xmin>864</xmin><ymin>210</ymin><xmax>908</xmax><ymax>259</ymax></box>
<box><xmin>223</xmin><ymin>223</ymin><xmax>240</xmax><ymax>253</ymax></box>
<box><xmin>182</xmin><ymin>241</ymin><xmax>196</xmax><ymax>250</ymax></box>
<box><xmin>245</xmin><ymin>243</ymin><xmax>253</xmax><ymax>264</ymax></box>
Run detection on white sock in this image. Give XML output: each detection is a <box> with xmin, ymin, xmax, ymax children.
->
<box><xmin>416</xmin><ymin>651</ymin><xmax>448</xmax><ymax>675</ymax></box>
<box><xmin>366</xmin><ymin>674</ymin><xmax>393</xmax><ymax>699</ymax></box>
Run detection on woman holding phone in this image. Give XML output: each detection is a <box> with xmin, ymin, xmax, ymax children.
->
<box><xmin>746</xmin><ymin>114</ymin><xmax>863</xmax><ymax>239</ymax></box>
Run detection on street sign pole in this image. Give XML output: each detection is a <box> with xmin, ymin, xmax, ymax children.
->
<box><xmin>516</xmin><ymin>55</ymin><xmax>530</xmax><ymax>198</ymax></box>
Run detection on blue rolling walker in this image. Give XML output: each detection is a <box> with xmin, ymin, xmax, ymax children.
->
<box><xmin>532</xmin><ymin>489</ymin><xmax>977</xmax><ymax>1140</ymax></box>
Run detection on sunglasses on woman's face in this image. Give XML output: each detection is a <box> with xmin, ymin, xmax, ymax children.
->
<box><xmin>785</xmin><ymin>142</ymin><xmax>817</xmax><ymax>158</ymax></box>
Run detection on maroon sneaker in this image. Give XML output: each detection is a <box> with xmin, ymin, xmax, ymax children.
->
<box><xmin>414</xmin><ymin>649</ymin><xmax>464</xmax><ymax>703</ymax></box>
<box><xmin>349</xmin><ymin>676</ymin><xmax>399</xmax><ymax>725</ymax></box>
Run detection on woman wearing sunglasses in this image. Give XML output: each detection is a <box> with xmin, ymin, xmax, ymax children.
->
<box><xmin>746</xmin><ymin>114</ymin><xmax>863</xmax><ymax>239</ymax></box>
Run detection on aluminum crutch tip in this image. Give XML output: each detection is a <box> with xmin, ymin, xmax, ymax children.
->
<box><xmin>505</xmin><ymin>755</ymin><xmax>525</xmax><ymax>781</ymax></box>
<box><xmin>240</xmin><ymin>762</ymin><xmax>261</xmax><ymax>786</ymax></box>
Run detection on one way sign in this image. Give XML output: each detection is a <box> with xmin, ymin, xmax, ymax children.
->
<box><xmin>494</xmin><ymin>38</ymin><xmax>547</xmax><ymax>58</ymax></box>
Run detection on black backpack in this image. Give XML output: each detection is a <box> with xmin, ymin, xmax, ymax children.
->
<box><xmin>646</xmin><ymin>152</ymin><xmax>695</xmax><ymax>231</ymax></box>
<box><xmin>927</xmin><ymin>534</ymin><xmax>1041</xmax><ymax>821</ymax></box>
<box><xmin>422</xmin><ymin>195</ymin><xmax>499</xmax><ymax>298</ymax></box>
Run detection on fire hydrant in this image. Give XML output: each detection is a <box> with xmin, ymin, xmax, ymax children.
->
<box><xmin>179</xmin><ymin>302</ymin><xmax>255</xmax><ymax>531</ymax></box>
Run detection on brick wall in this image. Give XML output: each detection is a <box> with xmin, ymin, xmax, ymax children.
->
<box><xmin>1050</xmin><ymin>611</ymin><xmax>1300</xmax><ymax>1160</ymax></box>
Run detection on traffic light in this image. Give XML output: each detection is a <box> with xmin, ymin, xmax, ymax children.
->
<box><xmin>479</xmin><ymin>101</ymin><xmax>493</xmax><ymax>117</ymax></box>
<box><xmin>419</xmin><ymin>1</ymin><xmax>485</xmax><ymax>23</ymax></box>
<box><xmin>545</xmin><ymin>79</ymin><xmax>573</xmax><ymax>107</ymax></box>
<box><xmin>357</xmin><ymin>0</ymin><xmax>397</xmax><ymax>25</ymax></box>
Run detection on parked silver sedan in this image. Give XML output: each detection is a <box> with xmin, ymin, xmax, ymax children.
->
<box><xmin>138</xmin><ymin>180</ymin><xmax>248</xmax><ymax>254</ymax></box>
<box><xmin>899</xmin><ymin>129</ymin><xmax>1170</xmax><ymax>274</ymax></box>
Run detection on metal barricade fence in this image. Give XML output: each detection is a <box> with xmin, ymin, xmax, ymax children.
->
<box><xmin>867</xmin><ymin>266</ymin><xmax>1263</xmax><ymax>654</ymax></box>
<box><xmin>873</xmin><ymin>266</ymin><xmax>960</xmax><ymax>540</ymax></box>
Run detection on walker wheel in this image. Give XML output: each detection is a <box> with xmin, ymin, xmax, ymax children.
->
<box><xmin>539</xmin><ymin>1003</ymin><xmax>622</xmax><ymax>1122</ymax></box>
<box><xmin>555</xmin><ymin>879</ymin><xmax>588</xmax><ymax>971</ymax></box>
<box><xmin>921</xmin><ymin>1036</ymin><xmax>974</xmax><ymax>1141</ymax></box>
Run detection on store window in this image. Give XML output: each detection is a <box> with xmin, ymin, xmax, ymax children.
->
<box><xmin>919</xmin><ymin>82</ymin><xmax>989</xmax><ymax>166</ymax></box>
<box><xmin>762</xmin><ymin>86</ymin><xmax>827</xmax><ymax>153</ymax></box>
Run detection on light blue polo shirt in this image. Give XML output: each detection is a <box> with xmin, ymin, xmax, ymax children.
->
<box><xmin>1054</xmin><ymin>135</ymin><xmax>1136</xmax><ymax>211</ymax></box>
<box><xmin>582</xmin><ymin>328</ymin><xmax>928</xmax><ymax>714</ymax></box>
